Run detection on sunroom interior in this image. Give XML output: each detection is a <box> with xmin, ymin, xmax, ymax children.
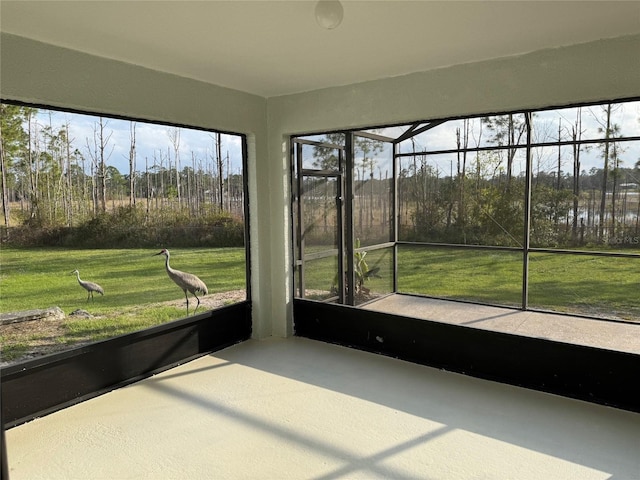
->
<box><xmin>2</xmin><ymin>1</ymin><xmax>640</xmax><ymax>479</ymax></box>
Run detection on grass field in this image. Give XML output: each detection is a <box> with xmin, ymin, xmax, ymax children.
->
<box><xmin>0</xmin><ymin>247</ymin><xmax>246</xmax><ymax>361</ymax></box>
<box><xmin>398</xmin><ymin>246</ymin><xmax>640</xmax><ymax>321</ymax></box>
<box><xmin>298</xmin><ymin>244</ymin><xmax>640</xmax><ymax>321</ymax></box>
<box><xmin>3</xmin><ymin>244</ymin><xmax>639</xmax><ymax>362</ymax></box>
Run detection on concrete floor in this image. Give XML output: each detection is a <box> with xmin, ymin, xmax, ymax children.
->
<box><xmin>363</xmin><ymin>294</ymin><xmax>640</xmax><ymax>354</ymax></box>
<box><xmin>5</xmin><ymin>336</ymin><xmax>640</xmax><ymax>480</ymax></box>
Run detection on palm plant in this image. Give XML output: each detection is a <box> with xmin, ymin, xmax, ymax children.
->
<box><xmin>331</xmin><ymin>238</ymin><xmax>380</xmax><ymax>297</ymax></box>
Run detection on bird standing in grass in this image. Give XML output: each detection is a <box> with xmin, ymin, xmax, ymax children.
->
<box><xmin>71</xmin><ymin>269</ymin><xmax>104</xmax><ymax>301</ymax></box>
<box><xmin>155</xmin><ymin>249</ymin><xmax>208</xmax><ymax>315</ymax></box>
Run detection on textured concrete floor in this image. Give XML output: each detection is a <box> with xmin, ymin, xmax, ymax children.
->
<box><xmin>5</xmin><ymin>337</ymin><xmax>640</xmax><ymax>480</ymax></box>
<box><xmin>363</xmin><ymin>294</ymin><xmax>640</xmax><ymax>354</ymax></box>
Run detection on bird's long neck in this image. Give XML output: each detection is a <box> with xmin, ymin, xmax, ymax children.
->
<box><xmin>75</xmin><ymin>271</ymin><xmax>82</xmax><ymax>282</ymax></box>
<box><xmin>164</xmin><ymin>253</ymin><xmax>174</xmax><ymax>274</ymax></box>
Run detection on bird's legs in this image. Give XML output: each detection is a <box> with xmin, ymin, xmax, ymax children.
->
<box><xmin>192</xmin><ymin>293</ymin><xmax>201</xmax><ymax>315</ymax></box>
<box><xmin>182</xmin><ymin>291</ymin><xmax>202</xmax><ymax>316</ymax></box>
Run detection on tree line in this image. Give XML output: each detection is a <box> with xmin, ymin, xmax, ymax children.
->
<box><xmin>303</xmin><ymin>103</ymin><xmax>640</xmax><ymax>249</ymax></box>
<box><xmin>0</xmin><ymin>105</ymin><xmax>245</xmax><ymax>246</ymax></box>
<box><xmin>396</xmin><ymin>106</ymin><xmax>639</xmax><ymax>247</ymax></box>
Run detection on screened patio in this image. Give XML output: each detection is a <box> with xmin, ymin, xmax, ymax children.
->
<box><xmin>2</xmin><ymin>2</ymin><xmax>640</xmax><ymax>479</ymax></box>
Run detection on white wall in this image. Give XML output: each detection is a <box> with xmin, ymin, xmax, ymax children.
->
<box><xmin>2</xmin><ymin>32</ymin><xmax>639</xmax><ymax>338</ymax></box>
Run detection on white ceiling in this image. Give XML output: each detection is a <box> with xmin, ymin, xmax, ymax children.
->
<box><xmin>1</xmin><ymin>1</ymin><xmax>639</xmax><ymax>98</ymax></box>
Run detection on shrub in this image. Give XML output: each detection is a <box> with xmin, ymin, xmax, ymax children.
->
<box><xmin>2</xmin><ymin>206</ymin><xmax>245</xmax><ymax>248</ymax></box>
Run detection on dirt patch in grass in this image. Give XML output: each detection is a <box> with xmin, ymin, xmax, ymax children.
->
<box><xmin>0</xmin><ymin>290</ymin><xmax>246</xmax><ymax>367</ymax></box>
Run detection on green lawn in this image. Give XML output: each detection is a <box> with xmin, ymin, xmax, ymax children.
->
<box><xmin>3</xmin><ymin>244</ymin><xmax>638</xmax><ymax>362</ymax></box>
<box><xmin>398</xmin><ymin>247</ymin><xmax>523</xmax><ymax>306</ymax></box>
<box><xmin>0</xmin><ymin>247</ymin><xmax>246</xmax><ymax>360</ymax></box>
<box><xmin>297</xmin><ymin>244</ymin><xmax>640</xmax><ymax>321</ymax></box>
<box><xmin>398</xmin><ymin>245</ymin><xmax>640</xmax><ymax>321</ymax></box>
<box><xmin>299</xmin><ymin>247</ymin><xmax>395</xmax><ymax>302</ymax></box>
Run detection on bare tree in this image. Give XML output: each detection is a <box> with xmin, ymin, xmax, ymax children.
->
<box><xmin>168</xmin><ymin>127</ymin><xmax>181</xmax><ymax>207</ymax></box>
<box><xmin>216</xmin><ymin>133</ymin><xmax>223</xmax><ymax>211</ymax></box>
<box><xmin>482</xmin><ymin>114</ymin><xmax>526</xmax><ymax>190</ymax></box>
<box><xmin>455</xmin><ymin>118</ymin><xmax>470</xmax><ymax>234</ymax></box>
<box><xmin>63</xmin><ymin>122</ymin><xmax>74</xmax><ymax>225</ymax></box>
<box><xmin>129</xmin><ymin>122</ymin><xmax>136</xmax><ymax>207</ymax></box>
<box><xmin>592</xmin><ymin>104</ymin><xmax>622</xmax><ymax>241</ymax></box>
<box><xmin>145</xmin><ymin>156</ymin><xmax>151</xmax><ymax>218</ymax></box>
<box><xmin>554</xmin><ymin>119</ymin><xmax>563</xmax><ymax>228</ymax></box>
<box><xmin>86</xmin><ymin>117</ymin><xmax>113</xmax><ymax>214</ymax></box>
<box><xmin>571</xmin><ymin>108</ymin><xmax>584</xmax><ymax>242</ymax></box>
<box><xmin>26</xmin><ymin>110</ymin><xmax>41</xmax><ymax>220</ymax></box>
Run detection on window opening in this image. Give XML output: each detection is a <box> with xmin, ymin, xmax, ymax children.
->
<box><xmin>0</xmin><ymin>102</ymin><xmax>250</xmax><ymax>365</ymax></box>
<box><xmin>292</xmin><ymin>99</ymin><xmax>640</xmax><ymax>323</ymax></box>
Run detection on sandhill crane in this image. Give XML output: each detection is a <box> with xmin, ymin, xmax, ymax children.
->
<box><xmin>155</xmin><ymin>249</ymin><xmax>208</xmax><ymax>315</ymax></box>
<box><xmin>71</xmin><ymin>269</ymin><xmax>104</xmax><ymax>301</ymax></box>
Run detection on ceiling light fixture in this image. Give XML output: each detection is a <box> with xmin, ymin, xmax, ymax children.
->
<box><xmin>315</xmin><ymin>0</ymin><xmax>344</xmax><ymax>30</ymax></box>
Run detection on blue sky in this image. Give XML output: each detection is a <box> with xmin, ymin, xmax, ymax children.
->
<box><xmin>36</xmin><ymin>109</ymin><xmax>244</xmax><ymax>176</ymax></box>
